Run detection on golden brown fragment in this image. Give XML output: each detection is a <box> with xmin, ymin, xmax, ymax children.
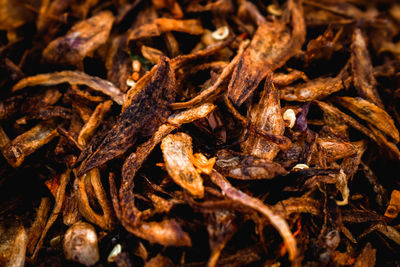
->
<box><xmin>242</xmin><ymin>82</ymin><xmax>285</xmax><ymax>160</ymax></box>
<box><xmin>161</xmin><ymin>132</ymin><xmax>205</xmax><ymax>198</ymax></box>
<box><xmin>12</xmin><ymin>71</ymin><xmax>124</xmax><ymax>105</ymax></box>
<box><xmin>5</xmin><ymin>225</ymin><xmax>27</xmax><ymax>267</ymax></box>
<box><xmin>227</xmin><ymin>0</ymin><xmax>305</xmax><ymax>106</ymax></box>
<box><xmin>42</xmin><ymin>11</ymin><xmax>115</xmax><ymax>65</ymax></box>
<box><xmin>351</xmin><ymin>28</ymin><xmax>383</xmax><ymax>108</ymax></box>
<box><xmin>141</xmin><ymin>45</ymin><xmax>164</xmax><ymax>65</ymax></box>
<box><xmin>0</xmin><ymin>126</ymin><xmax>10</xmax><ymax>149</ymax></box>
<box><xmin>127</xmin><ymin>18</ymin><xmax>203</xmax><ymax>41</ymax></box>
<box><xmin>78</xmin><ymin>100</ymin><xmax>113</xmax><ymax>147</ymax></box>
<box><xmin>31</xmin><ymin>170</ymin><xmax>70</xmax><ymax>260</ymax></box>
<box><xmin>281</xmin><ymin>66</ymin><xmax>350</xmax><ymax>102</ymax></box>
<box><xmin>74</xmin><ymin>168</ymin><xmax>115</xmax><ymax>230</ymax></box>
<box><xmin>27</xmin><ymin>197</ymin><xmax>51</xmax><ymax>256</ymax></box>
<box><xmin>336</xmin><ymin>96</ymin><xmax>399</xmax><ymax>143</ymax></box>
<box><xmin>354</xmin><ymin>243</ymin><xmax>376</xmax><ymax>267</ymax></box>
<box><xmin>384</xmin><ymin>190</ymin><xmax>400</xmax><ymax>219</ymax></box>
<box><xmin>144</xmin><ymin>254</ymin><xmax>174</xmax><ymax>267</ymax></box>
<box><xmin>2</xmin><ymin>120</ymin><xmax>58</xmax><ymax>168</ymax></box>
<box><xmin>170</xmin><ymin>40</ymin><xmax>248</xmax><ymax>109</ymax></box>
<box><xmin>210</xmin><ymin>170</ymin><xmax>299</xmax><ymax>266</ymax></box>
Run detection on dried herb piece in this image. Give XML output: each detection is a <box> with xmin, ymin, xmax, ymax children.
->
<box><xmin>2</xmin><ymin>120</ymin><xmax>58</xmax><ymax>167</ymax></box>
<box><xmin>336</xmin><ymin>96</ymin><xmax>400</xmax><ymax>143</ymax></box>
<box><xmin>78</xmin><ymin>57</ymin><xmax>175</xmax><ymax>175</ymax></box>
<box><xmin>384</xmin><ymin>190</ymin><xmax>400</xmax><ymax>219</ymax></box>
<box><xmin>161</xmin><ymin>132</ymin><xmax>205</xmax><ymax>198</ymax></box>
<box><xmin>241</xmin><ymin>82</ymin><xmax>285</xmax><ymax>160</ymax></box>
<box><xmin>42</xmin><ymin>11</ymin><xmax>115</xmax><ymax>65</ymax></box>
<box><xmin>12</xmin><ymin>71</ymin><xmax>124</xmax><ymax>105</ymax></box>
<box><xmin>351</xmin><ymin>28</ymin><xmax>383</xmax><ymax>108</ymax></box>
<box><xmin>210</xmin><ymin>170</ymin><xmax>299</xmax><ymax>266</ymax></box>
<box><xmin>227</xmin><ymin>0</ymin><xmax>305</xmax><ymax>106</ymax></box>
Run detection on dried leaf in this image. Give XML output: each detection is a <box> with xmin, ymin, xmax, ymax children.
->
<box><xmin>12</xmin><ymin>71</ymin><xmax>124</xmax><ymax>105</ymax></box>
<box><xmin>161</xmin><ymin>132</ymin><xmax>204</xmax><ymax>198</ymax></box>
<box><xmin>227</xmin><ymin>0</ymin><xmax>305</xmax><ymax>106</ymax></box>
<box><xmin>384</xmin><ymin>190</ymin><xmax>400</xmax><ymax>219</ymax></box>
<box><xmin>42</xmin><ymin>11</ymin><xmax>115</xmax><ymax>65</ymax></box>
<box><xmin>336</xmin><ymin>96</ymin><xmax>399</xmax><ymax>143</ymax></box>
<box><xmin>78</xmin><ymin>57</ymin><xmax>175</xmax><ymax>175</ymax></box>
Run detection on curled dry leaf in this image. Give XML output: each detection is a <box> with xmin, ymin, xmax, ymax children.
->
<box><xmin>210</xmin><ymin>170</ymin><xmax>299</xmax><ymax>266</ymax></box>
<box><xmin>2</xmin><ymin>120</ymin><xmax>58</xmax><ymax>167</ymax></box>
<box><xmin>78</xmin><ymin>57</ymin><xmax>175</xmax><ymax>176</ymax></box>
<box><xmin>227</xmin><ymin>0</ymin><xmax>305</xmax><ymax>106</ymax></box>
<box><xmin>43</xmin><ymin>11</ymin><xmax>115</xmax><ymax>65</ymax></box>
<box><xmin>161</xmin><ymin>132</ymin><xmax>205</xmax><ymax>198</ymax></box>
<box><xmin>351</xmin><ymin>28</ymin><xmax>383</xmax><ymax>108</ymax></box>
<box><xmin>12</xmin><ymin>71</ymin><xmax>124</xmax><ymax>105</ymax></box>
<box><xmin>336</xmin><ymin>96</ymin><xmax>400</xmax><ymax>143</ymax></box>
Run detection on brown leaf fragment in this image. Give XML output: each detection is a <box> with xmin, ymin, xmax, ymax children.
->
<box><xmin>42</xmin><ymin>11</ymin><xmax>115</xmax><ymax>65</ymax></box>
<box><xmin>241</xmin><ymin>82</ymin><xmax>285</xmax><ymax>160</ymax></box>
<box><xmin>106</xmin><ymin>35</ymin><xmax>133</xmax><ymax>94</ymax></box>
<box><xmin>27</xmin><ymin>197</ymin><xmax>51</xmax><ymax>255</ymax></box>
<box><xmin>31</xmin><ymin>170</ymin><xmax>70</xmax><ymax>260</ymax></box>
<box><xmin>227</xmin><ymin>0</ymin><xmax>305</xmax><ymax>106</ymax></box>
<box><xmin>78</xmin><ymin>57</ymin><xmax>175</xmax><ymax>176</ymax></box>
<box><xmin>351</xmin><ymin>28</ymin><xmax>384</xmax><ymax>107</ymax></box>
<box><xmin>0</xmin><ymin>88</ymin><xmax>62</xmax><ymax>122</ymax></box>
<box><xmin>144</xmin><ymin>254</ymin><xmax>174</xmax><ymax>267</ymax></box>
<box><xmin>74</xmin><ymin>168</ymin><xmax>116</xmax><ymax>230</ymax></box>
<box><xmin>210</xmin><ymin>170</ymin><xmax>299</xmax><ymax>266</ymax></box>
<box><xmin>128</xmin><ymin>18</ymin><xmax>203</xmax><ymax>41</ymax></box>
<box><xmin>12</xmin><ymin>71</ymin><xmax>124</xmax><ymax>105</ymax></box>
<box><xmin>0</xmin><ymin>0</ymin><xmax>36</xmax><ymax>30</ymax></box>
<box><xmin>384</xmin><ymin>190</ymin><xmax>400</xmax><ymax>219</ymax></box>
<box><xmin>281</xmin><ymin>65</ymin><xmax>350</xmax><ymax>102</ymax></box>
<box><xmin>354</xmin><ymin>243</ymin><xmax>376</xmax><ymax>267</ymax></box>
<box><xmin>206</xmin><ymin>210</ymin><xmax>237</xmax><ymax>267</ymax></box>
<box><xmin>161</xmin><ymin>132</ymin><xmax>204</xmax><ymax>198</ymax></box>
<box><xmin>2</xmin><ymin>120</ymin><xmax>59</xmax><ymax>168</ymax></box>
<box><xmin>215</xmin><ymin>150</ymin><xmax>288</xmax><ymax>180</ymax></box>
<box><xmin>336</xmin><ymin>96</ymin><xmax>399</xmax><ymax>143</ymax></box>
<box><xmin>311</xmin><ymin>137</ymin><xmax>357</xmax><ymax>164</ymax></box>
<box><xmin>141</xmin><ymin>45</ymin><xmax>164</xmax><ymax>65</ymax></box>
<box><xmin>152</xmin><ymin>0</ymin><xmax>183</xmax><ymax>19</ymax></box>
<box><xmin>78</xmin><ymin>100</ymin><xmax>113</xmax><ymax>147</ymax></box>
<box><xmin>0</xmin><ymin>125</ymin><xmax>10</xmax><ymax>149</ymax></box>
<box><xmin>5</xmin><ymin>224</ymin><xmax>27</xmax><ymax>267</ymax></box>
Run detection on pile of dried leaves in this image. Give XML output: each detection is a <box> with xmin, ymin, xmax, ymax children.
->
<box><xmin>1</xmin><ymin>0</ymin><xmax>400</xmax><ymax>266</ymax></box>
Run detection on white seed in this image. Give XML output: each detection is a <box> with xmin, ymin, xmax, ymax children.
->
<box><xmin>107</xmin><ymin>244</ymin><xmax>122</xmax><ymax>262</ymax></box>
<box><xmin>283</xmin><ymin>109</ymin><xmax>296</xmax><ymax>128</ymax></box>
<box><xmin>126</xmin><ymin>78</ymin><xmax>136</xmax><ymax>87</ymax></box>
<box><xmin>132</xmin><ymin>60</ymin><xmax>141</xmax><ymax>72</ymax></box>
<box><xmin>292</xmin><ymin>164</ymin><xmax>309</xmax><ymax>171</ymax></box>
<box><xmin>63</xmin><ymin>222</ymin><xmax>99</xmax><ymax>266</ymax></box>
<box><xmin>212</xmin><ymin>26</ymin><xmax>229</xmax><ymax>41</ymax></box>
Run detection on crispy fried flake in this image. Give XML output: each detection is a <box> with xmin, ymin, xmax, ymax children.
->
<box><xmin>227</xmin><ymin>0</ymin><xmax>305</xmax><ymax>106</ymax></box>
<box><xmin>78</xmin><ymin>57</ymin><xmax>175</xmax><ymax>176</ymax></box>
<box><xmin>78</xmin><ymin>100</ymin><xmax>112</xmax><ymax>147</ymax></box>
<box><xmin>354</xmin><ymin>243</ymin><xmax>376</xmax><ymax>267</ymax></box>
<box><xmin>42</xmin><ymin>11</ymin><xmax>115</xmax><ymax>65</ymax></box>
<box><xmin>2</xmin><ymin>120</ymin><xmax>58</xmax><ymax>167</ymax></box>
<box><xmin>161</xmin><ymin>133</ymin><xmax>204</xmax><ymax>198</ymax></box>
<box><xmin>384</xmin><ymin>190</ymin><xmax>400</xmax><ymax>219</ymax></box>
<box><xmin>336</xmin><ymin>96</ymin><xmax>399</xmax><ymax>143</ymax></box>
<box><xmin>242</xmin><ymin>82</ymin><xmax>285</xmax><ymax>160</ymax></box>
<box><xmin>210</xmin><ymin>170</ymin><xmax>299</xmax><ymax>266</ymax></box>
<box><xmin>281</xmin><ymin>65</ymin><xmax>350</xmax><ymax>101</ymax></box>
<box><xmin>128</xmin><ymin>18</ymin><xmax>203</xmax><ymax>41</ymax></box>
<box><xmin>351</xmin><ymin>29</ymin><xmax>383</xmax><ymax>108</ymax></box>
<box><xmin>12</xmin><ymin>71</ymin><xmax>124</xmax><ymax>105</ymax></box>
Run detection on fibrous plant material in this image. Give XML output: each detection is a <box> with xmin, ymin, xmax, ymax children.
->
<box><xmin>1</xmin><ymin>0</ymin><xmax>400</xmax><ymax>266</ymax></box>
